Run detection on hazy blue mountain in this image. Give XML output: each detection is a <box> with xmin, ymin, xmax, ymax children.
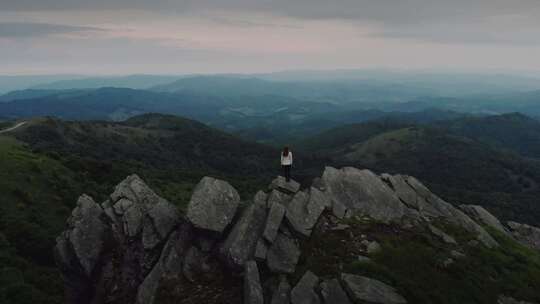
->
<box><xmin>258</xmin><ymin>69</ymin><xmax>540</xmax><ymax>95</ymax></box>
<box><xmin>0</xmin><ymin>89</ymin><xmax>85</xmax><ymax>102</ymax></box>
<box><xmin>150</xmin><ymin>75</ymin><xmax>444</xmax><ymax>104</ymax></box>
<box><xmin>0</xmin><ymin>87</ymin><xmax>227</xmax><ymax>121</ymax></box>
<box><xmin>0</xmin><ymin>75</ymin><xmax>82</xmax><ymax>94</ymax></box>
<box><xmin>30</xmin><ymin>74</ymin><xmax>182</xmax><ymax>90</ymax></box>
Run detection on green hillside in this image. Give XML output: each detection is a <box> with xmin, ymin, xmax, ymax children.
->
<box><xmin>0</xmin><ymin>114</ymin><xmax>283</xmax><ymax>303</ymax></box>
<box><xmin>0</xmin><ymin>136</ymin><xmax>81</xmax><ymax>303</ymax></box>
<box><xmin>437</xmin><ymin>112</ymin><xmax>540</xmax><ymax>158</ymax></box>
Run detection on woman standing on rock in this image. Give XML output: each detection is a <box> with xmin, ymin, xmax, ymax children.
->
<box><xmin>281</xmin><ymin>146</ymin><xmax>293</xmax><ymax>182</ymax></box>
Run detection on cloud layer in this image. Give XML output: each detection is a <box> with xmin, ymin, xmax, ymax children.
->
<box><xmin>0</xmin><ymin>22</ymin><xmax>105</xmax><ymax>38</ymax></box>
<box><xmin>1</xmin><ymin>0</ymin><xmax>539</xmax><ymax>74</ymax></box>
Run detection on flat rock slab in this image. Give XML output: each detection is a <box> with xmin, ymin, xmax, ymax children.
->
<box><xmin>381</xmin><ymin>174</ymin><xmax>443</xmax><ymax>218</ymax></box>
<box><xmin>270</xmin><ymin>176</ymin><xmax>301</xmax><ymax>194</ymax></box>
<box><xmin>291</xmin><ymin>271</ymin><xmax>321</xmax><ymax>304</ymax></box>
<box><xmin>286</xmin><ymin>187</ymin><xmax>328</xmax><ymax>237</ymax></box>
<box><xmin>460</xmin><ymin>205</ymin><xmax>509</xmax><ymax>236</ymax></box>
<box><xmin>220</xmin><ymin>200</ymin><xmax>268</xmax><ymax>268</ymax></box>
<box><xmin>187</xmin><ymin>176</ymin><xmax>240</xmax><ymax>234</ymax></box>
<box><xmin>266</xmin><ymin>233</ymin><xmax>301</xmax><ymax>274</ymax></box>
<box><xmin>264</xmin><ymin>201</ymin><xmax>286</xmax><ymax>243</ymax></box>
<box><xmin>321</xmin><ymin>279</ymin><xmax>352</xmax><ymax>304</ymax></box>
<box><xmin>321</xmin><ymin>167</ymin><xmax>408</xmax><ymax>222</ymax></box>
<box><xmin>341</xmin><ymin>273</ymin><xmax>407</xmax><ymax>304</ymax></box>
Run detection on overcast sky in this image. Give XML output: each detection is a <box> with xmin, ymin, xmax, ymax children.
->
<box><xmin>1</xmin><ymin>0</ymin><xmax>540</xmax><ymax>75</ymax></box>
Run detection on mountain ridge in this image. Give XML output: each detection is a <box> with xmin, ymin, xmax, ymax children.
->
<box><xmin>54</xmin><ymin>166</ymin><xmax>540</xmax><ymax>304</ymax></box>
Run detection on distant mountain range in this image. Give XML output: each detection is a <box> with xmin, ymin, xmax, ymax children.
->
<box><xmin>1</xmin><ymin>74</ymin><xmax>539</xmax><ymax>145</ymax></box>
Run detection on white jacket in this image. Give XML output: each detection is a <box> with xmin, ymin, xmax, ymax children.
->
<box><xmin>281</xmin><ymin>152</ymin><xmax>293</xmax><ymax>166</ymax></box>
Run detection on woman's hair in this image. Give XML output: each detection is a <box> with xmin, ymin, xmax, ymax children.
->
<box><xmin>282</xmin><ymin>146</ymin><xmax>289</xmax><ymax>157</ymax></box>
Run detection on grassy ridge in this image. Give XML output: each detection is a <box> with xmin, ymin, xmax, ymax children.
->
<box><xmin>299</xmin><ymin>217</ymin><xmax>540</xmax><ymax>304</ymax></box>
<box><xmin>0</xmin><ymin>136</ymin><xmax>76</xmax><ymax>303</ymax></box>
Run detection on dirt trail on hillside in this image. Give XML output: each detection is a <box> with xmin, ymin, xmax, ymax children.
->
<box><xmin>0</xmin><ymin>121</ymin><xmax>27</xmax><ymax>134</ymax></box>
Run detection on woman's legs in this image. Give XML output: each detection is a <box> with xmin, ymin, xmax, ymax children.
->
<box><xmin>283</xmin><ymin>165</ymin><xmax>291</xmax><ymax>182</ymax></box>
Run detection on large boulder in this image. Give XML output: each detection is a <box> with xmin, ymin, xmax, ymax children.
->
<box><xmin>291</xmin><ymin>271</ymin><xmax>321</xmax><ymax>304</ymax></box>
<box><xmin>111</xmin><ymin>174</ymin><xmax>179</xmax><ymax>246</ymax></box>
<box><xmin>320</xmin><ymin>279</ymin><xmax>352</xmax><ymax>304</ymax></box>
<box><xmin>460</xmin><ymin>205</ymin><xmax>509</xmax><ymax>236</ymax></box>
<box><xmin>244</xmin><ymin>261</ymin><xmax>264</xmax><ymax>304</ymax></box>
<box><xmin>56</xmin><ymin>175</ymin><xmax>181</xmax><ymax>304</ymax></box>
<box><xmin>341</xmin><ymin>273</ymin><xmax>407</xmax><ymax>304</ymax></box>
<box><xmin>270</xmin><ymin>176</ymin><xmax>301</xmax><ymax>194</ymax></box>
<box><xmin>266</xmin><ymin>232</ymin><xmax>301</xmax><ymax>274</ymax></box>
<box><xmin>264</xmin><ymin>201</ymin><xmax>286</xmax><ymax>243</ymax></box>
<box><xmin>54</xmin><ymin>195</ymin><xmax>110</xmax><ymax>304</ymax></box>
<box><xmin>285</xmin><ymin>187</ymin><xmax>329</xmax><ymax>237</ymax></box>
<box><xmin>220</xmin><ymin>198</ymin><xmax>268</xmax><ymax>268</ymax></box>
<box><xmin>187</xmin><ymin>177</ymin><xmax>240</xmax><ymax>234</ymax></box>
<box><xmin>61</xmin><ymin>194</ymin><xmax>109</xmax><ymax>276</ymax></box>
<box><xmin>321</xmin><ymin>167</ymin><xmax>409</xmax><ymax>222</ymax></box>
<box><xmin>507</xmin><ymin>221</ymin><xmax>540</xmax><ymax>251</ymax></box>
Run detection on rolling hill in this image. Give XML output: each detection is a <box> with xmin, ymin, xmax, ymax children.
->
<box><xmin>436</xmin><ymin>112</ymin><xmax>540</xmax><ymax>158</ymax></box>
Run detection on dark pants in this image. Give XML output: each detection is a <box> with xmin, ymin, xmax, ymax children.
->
<box><xmin>282</xmin><ymin>165</ymin><xmax>291</xmax><ymax>182</ymax></box>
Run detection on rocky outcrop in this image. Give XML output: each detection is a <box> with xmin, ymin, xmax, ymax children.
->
<box><xmin>187</xmin><ymin>177</ymin><xmax>240</xmax><ymax>234</ymax></box>
<box><xmin>321</xmin><ymin>167</ymin><xmax>410</xmax><ymax>221</ymax></box>
<box><xmin>383</xmin><ymin>173</ymin><xmax>498</xmax><ymax>248</ymax></box>
<box><xmin>507</xmin><ymin>221</ymin><xmax>540</xmax><ymax>251</ymax></box>
<box><xmin>460</xmin><ymin>205</ymin><xmax>509</xmax><ymax>235</ymax></box>
<box><xmin>56</xmin><ymin>174</ymin><xmax>181</xmax><ymax>304</ymax></box>
<box><xmin>341</xmin><ymin>273</ymin><xmax>407</xmax><ymax>304</ymax></box>
<box><xmin>57</xmin><ymin>166</ymin><xmax>529</xmax><ymax>304</ymax></box>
